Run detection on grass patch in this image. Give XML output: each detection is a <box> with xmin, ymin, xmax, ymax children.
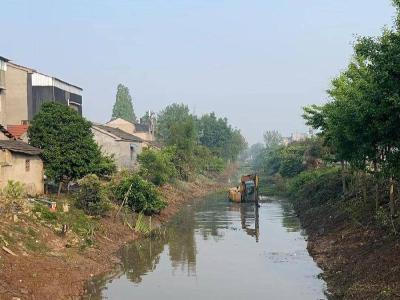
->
<box><xmin>32</xmin><ymin>202</ymin><xmax>98</xmax><ymax>247</ymax></box>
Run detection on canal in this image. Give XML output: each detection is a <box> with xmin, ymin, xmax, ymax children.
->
<box><xmin>85</xmin><ymin>193</ymin><xmax>327</xmax><ymax>300</ymax></box>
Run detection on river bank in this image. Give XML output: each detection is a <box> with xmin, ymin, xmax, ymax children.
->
<box><xmin>0</xmin><ymin>166</ymin><xmax>235</xmax><ymax>300</ymax></box>
<box><xmin>297</xmin><ymin>203</ymin><xmax>400</xmax><ymax>299</ymax></box>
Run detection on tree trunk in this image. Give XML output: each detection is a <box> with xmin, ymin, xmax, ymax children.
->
<box><xmin>389</xmin><ymin>176</ymin><xmax>396</xmax><ymax>217</ymax></box>
<box><xmin>341</xmin><ymin>160</ymin><xmax>346</xmax><ymax>196</ymax></box>
<box><xmin>373</xmin><ymin>160</ymin><xmax>379</xmax><ymax>211</ymax></box>
<box><xmin>362</xmin><ymin>171</ymin><xmax>367</xmax><ymax>203</ymax></box>
<box><xmin>57</xmin><ymin>182</ymin><xmax>63</xmax><ymax>197</ymax></box>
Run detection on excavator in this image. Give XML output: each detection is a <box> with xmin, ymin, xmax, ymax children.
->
<box><xmin>228</xmin><ymin>174</ymin><xmax>259</xmax><ymax>203</ymax></box>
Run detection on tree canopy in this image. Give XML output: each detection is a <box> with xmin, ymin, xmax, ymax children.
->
<box><xmin>112</xmin><ymin>84</ymin><xmax>137</xmax><ymax>123</ymax></box>
<box><xmin>28</xmin><ymin>102</ymin><xmax>115</xmax><ymax>184</ymax></box>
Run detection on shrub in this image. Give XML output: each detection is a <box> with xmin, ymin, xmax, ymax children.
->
<box><xmin>193</xmin><ymin>145</ymin><xmax>225</xmax><ymax>173</ymax></box>
<box><xmin>288</xmin><ymin>168</ymin><xmax>342</xmax><ymax>211</ymax></box>
<box><xmin>138</xmin><ymin>147</ymin><xmax>176</xmax><ymax>186</ymax></box>
<box><xmin>75</xmin><ymin>174</ymin><xmax>110</xmax><ymax>216</ymax></box>
<box><xmin>4</xmin><ymin>180</ymin><xmax>25</xmax><ymax>199</ymax></box>
<box><xmin>112</xmin><ymin>173</ymin><xmax>166</xmax><ymax>215</ymax></box>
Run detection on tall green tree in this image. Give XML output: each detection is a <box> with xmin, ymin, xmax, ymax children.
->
<box><xmin>156</xmin><ymin>103</ymin><xmax>194</xmax><ymax>144</ymax></box>
<box><xmin>28</xmin><ymin>102</ymin><xmax>114</xmax><ymax>193</ymax></box>
<box><xmin>198</xmin><ymin>112</ymin><xmax>246</xmax><ymax>161</ymax></box>
<box><xmin>263</xmin><ymin>130</ymin><xmax>283</xmax><ymax>150</ymax></box>
<box><xmin>112</xmin><ymin>84</ymin><xmax>137</xmax><ymax>123</ymax></box>
<box><xmin>157</xmin><ymin>103</ymin><xmax>198</xmax><ymax>179</ymax></box>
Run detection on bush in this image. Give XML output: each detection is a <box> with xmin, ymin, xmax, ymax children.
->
<box><xmin>192</xmin><ymin>145</ymin><xmax>225</xmax><ymax>174</ymax></box>
<box><xmin>112</xmin><ymin>173</ymin><xmax>166</xmax><ymax>215</ymax></box>
<box><xmin>75</xmin><ymin>174</ymin><xmax>110</xmax><ymax>216</ymax></box>
<box><xmin>138</xmin><ymin>147</ymin><xmax>176</xmax><ymax>186</ymax></box>
<box><xmin>91</xmin><ymin>154</ymin><xmax>117</xmax><ymax>177</ymax></box>
<box><xmin>288</xmin><ymin>168</ymin><xmax>342</xmax><ymax>211</ymax></box>
<box><xmin>4</xmin><ymin>180</ymin><xmax>25</xmax><ymax>199</ymax></box>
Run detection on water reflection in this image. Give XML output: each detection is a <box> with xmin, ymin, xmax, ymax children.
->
<box><xmin>85</xmin><ymin>194</ymin><xmax>326</xmax><ymax>300</ymax></box>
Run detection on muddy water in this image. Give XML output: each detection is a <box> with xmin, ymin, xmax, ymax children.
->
<box><xmin>85</xmin><ymin>194</ymin><xmax>327</xmax><ymax>300</ymax></box>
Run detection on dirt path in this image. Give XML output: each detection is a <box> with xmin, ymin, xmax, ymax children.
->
<box><xmin>0</xmin><ymin>168</ymin><xmax>235</xmax><ymax>300</ymax></box>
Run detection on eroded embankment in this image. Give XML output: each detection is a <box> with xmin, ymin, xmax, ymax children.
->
<box><xmin>298</xmin><ymin>205</ymin><xmax>400</xmax><ymax>299</ymax></box>
<box><xmin>0</xmin><ymin>167</ymin><xmax>234</xmax><ymax>300</ymax></box>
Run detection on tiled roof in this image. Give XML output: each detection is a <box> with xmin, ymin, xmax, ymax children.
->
<box><xmin>134</xmin><ymin>123</ymin><xmax>150</xmax><ymax>132</ymax></box>
<box><xmin>0</xmin><ymin>140</ymin><xmax>42</xmax><ymax>156</ymax></box>
<box><xmin>7</xmin><ymin>125</ymin><xmax>29</xmax><ymax>139</ymax></box>
<box><xmin>93</xmin><ymin>124</ymin><xmax>143</xmax><ymax>142</ymax></box>
<box><xmin>0</xmin><ymin>124</ymin><xmax>15</xmax><ymax>139</ymax></box>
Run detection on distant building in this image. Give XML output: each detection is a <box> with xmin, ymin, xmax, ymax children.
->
<box><xmin>282</xmin><ymin>132</ymin><xmax>309</xmax><ymax>145</ymax></box>
<box><xmin>0</xmin><ymin>124</ymin><xmax>44</xmax><ymax>195</ymax></box>
<box><xmin>92</xmin><ymin>124</ymin><xmax>144</xmax><ymax>171</ymax></box>
<box><xmin>0</xmin><ymin>56</ymin><xmax>82</xmax><ymax>127</ymax></box>
<box><xmin>106</xmin><ymin>113</ymin><xmax>156</xmax><ymax>144</ymax></box>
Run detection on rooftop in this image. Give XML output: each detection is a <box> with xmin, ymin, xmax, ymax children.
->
<box><xmin>0</xmin><ymin>140</ymin><xmax>42</xmax><ymax>156</ymax></box>
<box><xmin>93</xmin><ymin>124</ymin><xmax>143</xmax><ymax>142</ymax></box>
<box><xmin>0</xmin><ymin>124</ymin><xmax>16</xmax><ymax>139</ymax></box>
<box><xmin>7</xmin><ymin>125</ymin><xmax>29</xmax><ymax>139</ymax></box>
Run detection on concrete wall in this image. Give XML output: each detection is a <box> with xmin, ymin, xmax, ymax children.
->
<box><xmin>92</xmin><ymin>128</ymin><xmax>143</xmax><ymax>171</ymax></box>
<box><xmin>5</xmin><ymin>64</ymin><xmax>29</xmax><ymax>125</ymax></box>
<box><xmin>0</xmin><ymin>91</ymin><xmax>5</xmax><ymax>125</ymax></box>
<box><xmin>133</xmin><ymin>131</ymin><xmax>154</xmax><ymax>142</ymax></box>
<box><xmin>0</xmin><ymin>150</ymin><xmax>44</xmax><ymax>195</ymax></box>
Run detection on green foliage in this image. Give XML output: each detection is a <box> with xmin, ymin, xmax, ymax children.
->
<box><xmin>138</xmin><ymin>147</ymin><xmax>176</xmax><ymax>186</ymax></box>
<box><xmin>32</xmin><ymin>202</ymin><xmax>98</xmax><ymax>246</ymax></box>
<box><xmin>192</xmin><ymin>145</ymin><xmax>225</xmax><ymax>173</ymax></box>
<box><xmin>28</xmin><ymin>102</ymin><xmax>115</xmax><ymax>183</ymax></box>
<box><xmin>75</xmin><ymin>174</ymin><xmax>110</xmax><ymax>216</ymax></box>
<box><xmin>156</xmin><ymin>103</ymin><xmax>194</xmax><ymax>144</ymax></box>
<box><xmin>134</xmin><ymin>213</ymin><xmax>153</xmax><ymax>236</ymax></box>
<box><xmin>279</xmin><ymin>142</ymin><xmax>307</xmax><ymax>177</ymax></box>
<box><xmin>112</xmin><ymin>173</ymin><xmax>166</xmax><ymax>215</ymax></box>
<box><xmin>156</xmin><ymin>103</ymin><xmax>199</xmax><ymax>179</ymax></box>
<box><xmin>287</xmin><ymin>168</ymin><xmax>342</xmax><ymax>211</ymax></box>
<box><xmin>112</xmin><ymin>84</ymin><xmax>137</xmax><ymax>123</ymax></box>
<box><xmin>3</xmin><ymin>180</ymin><xmax>25</xmax><ymax>199</ymax></box>
<box><xmin>90</xmin><ymin>154</ymin><xmax>117</xmax><ymax>178</ymax></box>
<box><xmin>156</xmin><ymin>105</ymin><xmax>245</xmax><ymax>179</ymax></box>
<box><xmin>263</xmin><ymin>130</ymin><xmax>283</xmax><ymax>150</ymax></box>
<box><xmin>198</xmin><ymin>112</ymin><xmax>247</xmax><ymax>161</ymax></box>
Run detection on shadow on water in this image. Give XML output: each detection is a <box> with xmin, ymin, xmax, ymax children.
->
<box><xmin>85</xmin><ymin>193</ymin><xmax>327</xmax><ymax>300</ymax></box>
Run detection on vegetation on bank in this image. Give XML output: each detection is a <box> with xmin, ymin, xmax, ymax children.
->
<box><xmin>249</xmin><ymin>1</ymin><xmax>400</xmax><ymax>237</ymax></box>
<box><xmin>1</xmin><ymin>97</ymin><xmax>246</xmax><ymax>253</ymax></box>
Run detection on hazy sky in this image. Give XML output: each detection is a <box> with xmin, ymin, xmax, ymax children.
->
<box><xmin>1</xmin><ymin>0</ymin><xmax>395</xmax><ymax>144</ymax></box>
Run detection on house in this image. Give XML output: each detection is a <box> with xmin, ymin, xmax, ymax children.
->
<box><xmin>0</xmin><ymin>55</ymin><xmax>82</xmax><ymax>126</ymax></box>
<box><xmin>7</xmin><ymin>124</ymin><xmax>29</xmax><ymax>142</ymax></box>
<box><xmin>0</xmin><ymin>125</ymin><xmax>44</xmax><ymax>195</ymax></box>
<box><xmin>92</xmin><ymin>124</ymin><xmax>144</xmax><ymax>171</ymax></box>
<box><xmin>106</xmin><ymin>113</ymin><xmax>156</xmax><ymax>144</ymax></box>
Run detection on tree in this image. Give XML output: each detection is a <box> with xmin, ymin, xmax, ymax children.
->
<box><xmin>28</xmin><ymin>102</ymin><xmax>114</xmax><ymax>193</ymax></box>
<box><xmin>263</xmin><ymin>130</ymin><xmax>283</xmax><ymax>150</ymax></box>
<box><xmin>156</xmin><ymin>103</ymin><xmax>194</xmax><ymax>144</ymax></box>
<box><xmin>198</xmin><ymin>112</ymin><xmax>247</xmax><ymax>161</ymax></box>
<box><xmin>138</xmin><ymin>147</ymin><xmax>176</xmax><ymax>186</ymax></box>
<box><xmin>198</xmin><ymin>112</ymin><xmax>231</xmax><ymax>158</ymax></box>
<box><xmin>112</xmin><ymin>84</ymin><xmax>137</xmax><ymax>123</ymax></box>
<box><xmin>156</xmin><ymin>103</ymin><xmax>199</xmax><ymax>179</ymax></box>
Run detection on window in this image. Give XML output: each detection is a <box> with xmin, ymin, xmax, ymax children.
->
<box><xmin>25</xmin><ymin>159</ymin><xmax>30</xmax><ymax>172</ymax></box>
<box><xmin>130</xmin><ymin>145</ymin><xmax>135</xmax><ymax>160</ymax></box>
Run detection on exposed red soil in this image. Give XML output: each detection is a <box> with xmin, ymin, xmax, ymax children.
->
<box><xmin>0</xmin><ymin>168</ymin><xmax>235</xmax><ymax>300</ymax></box>
<box><xmin>301</xmin><ymin>206</ymin><xmax>400</xmax><ymax>299</ymax></box>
